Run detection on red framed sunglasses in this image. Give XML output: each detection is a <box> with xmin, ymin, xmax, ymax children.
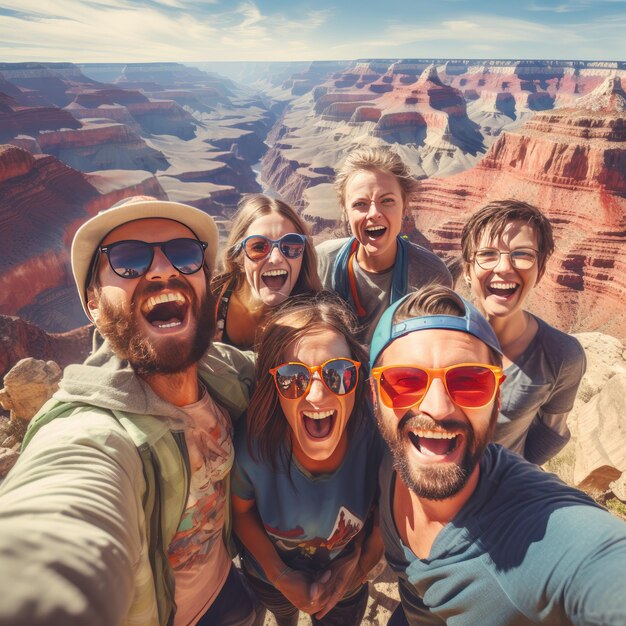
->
<box><xmin>371</xmin><ymin>363</ymin><xmax>505</xmax><ymax>410</ymax></box>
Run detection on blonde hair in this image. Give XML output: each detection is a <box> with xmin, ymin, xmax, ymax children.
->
<box><xmin>334</xmin><ymin>146</ymin><xmax>417</xmax><ymax>210</ymax></box>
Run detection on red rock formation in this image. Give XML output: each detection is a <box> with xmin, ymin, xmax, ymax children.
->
<box><xmin>0</xmin><ymin>315</ymin><xmax>92</xmax><ymax>381</ymax></box>
<box><xmin>64</xmin><ymin>102</ymin><xmax>141</xmax><ymax>131</ymax></box>
<box><xmin>0</xmin><ymin>62</ymin><xmax>101</xmax><ymax>107</ymax></box>
<box><xmin>412</xmin><ymin>77</ymin><xmax>626</xmax><ymax>340</ymax></box>
<box><xmin>314</xmin><ymin>92</ymin><xmax>379</xmax><ymax>116</ymax></box>
<box><xmin>442</xmin><ymin>60</ymin><xmax>611</xmax><ymax>110</ymax></box>
<box><xmin>0</xmin><ymin>144</ymin><xmax>166</xmax><ymax>331</ymax></box>
<box><xmin>36</xmin><ymin>122</ymin><xmax>168</xmax><ymax>172</ymax></box>
<box><xmin>0</xmin><ymin>144</ymin><xmax>35</xmax><ymax>182</ymax></box>
<box><xmin>73</xmin><ymin>89</ymin><xmax>149</xmax><ymax>107</ymax></box>
<box><xmin>262</xmin><ymin>64</ymin><xmax>485</xmax><ymax>202</ymax></box>
<box><xmin>0</xmin><ymin>104</ymin><xmax>81</xmax><ymax>142</ymax></box>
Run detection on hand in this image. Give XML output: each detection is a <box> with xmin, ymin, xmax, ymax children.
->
<box><xmin>314</xmin><ymin>553</ymin><xmax>366</xmax><ymax>619</ymax></box>
<box><xmin>274</xmin><ymin>567</ymin><xmax>326</xmax><ymax>615</ymax></box>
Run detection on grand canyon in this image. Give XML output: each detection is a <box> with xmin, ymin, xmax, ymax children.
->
<box><xmin>1</xmin><ymin>57</ymin><xmax>625</xmax><ymax>622</ymax></box>
<box><xmin>1</xmin><ymin>58</ymin><xmax>624</xmax><ymax>349</ymax></box>
<box><xmin>1</xmin><ymin>57</ymin><xmax>624</xmax><ymax>366</ymax></box>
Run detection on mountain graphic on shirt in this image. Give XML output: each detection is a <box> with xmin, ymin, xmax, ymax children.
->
<box><xmin>265</xmin><ymin>506</ymin><xmax>363</xmax><ymax>564</ymax></box>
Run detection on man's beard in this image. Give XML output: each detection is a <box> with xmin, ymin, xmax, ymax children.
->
<box><xmin>375</xmin><ymin>401</ymin><xmax>497</xmax><ymax>501</ymax></box>
<box><xmin>95</xmin><ymin>277</ymin><xmax>214</xmax><ymax>376</ymax></box>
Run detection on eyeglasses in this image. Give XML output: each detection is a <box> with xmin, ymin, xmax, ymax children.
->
<box><xmin>99</xmin><ymin>238</ymin><xmax>208</xmax><ymax>279</ymax></box>
<box><xmin>240</xmin><ymin>233</ymin><xmax>306</xmax><ymax>262</ymax></box>
<box><xmin>270</xmin><ymin>358</ymin><xmax>361</xmax><ymax>400</ymax></box>
<box><xmin>371</xmin><ymin>363</ymin><xmax>505</xmax><ymax>410</ymax></box>
<box><xmin>474</xmin><ymin>248</ymin><xmax>538</xmax><ymax>270</ymax></box>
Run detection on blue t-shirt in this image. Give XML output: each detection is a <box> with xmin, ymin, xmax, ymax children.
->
<box><xmin>380</xmin><ymin>444</ymin><xmax>626</xmax><ymax>625</ymax></box>
<box><xmin>233</xmin><ymin>414</ymin><xmax>384</xmax><ymax>582</ymax></box>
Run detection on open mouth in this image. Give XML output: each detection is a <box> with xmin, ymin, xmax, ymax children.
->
<box><xmin>487</xmin><ymin>281</ymin><xmax>519</xmax><ymax>298</ymax></box>
<box><xmin>407</xmin><ymin>428</ymin><xmax>462</xmax><ymax>457</ymax></box>
<box><xmin>364</xmin><ymin>224</ymin><xmax>387</xmax><ymax>240</ymax></box>
<box><xmin>141</xmin><ymin>292</ymin><xmax>188</xmax><ymax>329</ymax></box>
<box><xmin>302</xmin><ymin>410</ymin><xmax>335</xmax><ymax>439</ymax></box>
<box><xmin>262</xmin><ymin>269</ymin><xmax>288</xmax><ymax>291</ymax></box>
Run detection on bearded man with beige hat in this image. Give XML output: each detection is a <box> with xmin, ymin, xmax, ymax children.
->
<box><xmin>0</xmin><ymin>197</ymin><xmax>259</xmax><ymax>626</ymax></box>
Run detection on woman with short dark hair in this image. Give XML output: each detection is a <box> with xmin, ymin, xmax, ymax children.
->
<box><xmin>461</xmin><ymin>199</ymin><xmax>586</xmax><ymax>464</ymax></box>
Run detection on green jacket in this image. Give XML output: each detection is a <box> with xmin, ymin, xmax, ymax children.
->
<box><xmin>2</xmin><ymin>335</ymin><xmax>254</xmax><ymax>626</ymax></box>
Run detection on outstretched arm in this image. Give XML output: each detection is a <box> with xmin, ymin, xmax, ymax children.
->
<box><xmin>0</xmin><ymin>411</ymin><xmax>147</xmax><ymax>626</ymax></box>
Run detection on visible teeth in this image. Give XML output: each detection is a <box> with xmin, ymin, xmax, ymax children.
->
<box><xmin>302</xmin><ymin>410</ymin><xmax>334</xmax><ymax>420</ymax></box>
<box><xmin>262</xmin><ymin>269</ymin><xmax>288</xmax><ymax>277</ymax></box>
<box><xmin>410</xmin><ymin>430</ymin><xmax>458</xmax><ymax>439</ymax></box>
<box><xmin>143</xmin><ymin>292</ymin><xmax>185</xmax><ymax>313</ymax></box>
<box><xmin>490</xmin><ymin>282</ymin><xmax>517</xmax><ymax>289</ymax></box>
<box><xmin>156</xmin><ymin>321</ymin><xmax>182</xmax><ymax>328</ymax></box>
<box><xmin>365</xmin><ymin>225</ymin><xmax>386</xmax><ymax>232</ymax></box>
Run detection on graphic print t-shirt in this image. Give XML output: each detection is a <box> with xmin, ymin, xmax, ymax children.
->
<box><xmin>232</xmin><ymin>418</ymin><xmax>383</xmax><ymax>581</ymax></box>
<box><xmin>168</xmin><ymin>386</ymin><xmax>234</xmax><ymax>626</ymax></box>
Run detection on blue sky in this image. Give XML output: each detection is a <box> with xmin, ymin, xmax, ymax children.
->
<box><xmin>0</xmin><ymin>0</ymin><xmax>624</xmax><ymax>63</ymax></box>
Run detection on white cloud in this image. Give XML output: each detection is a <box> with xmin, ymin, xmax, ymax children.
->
<box><xmin>381</xmin><ymin>15</ymin><xmax>570</xmax><ymax>46</ymax></box>
<box><xmin>0</xmin><ymin>2</ymin><xmax>622</xmax><ymax>62</ymax></box>
<box><xmin>0</xmin><ymin>0</ymin><xmax>331</xmax><ymax>62</ymax></box>
<box><xmin>527</xmin><ymin>1</ymin><xmax>581</xmax><ymax>12</ymax></box>
<box><xmin>470</xmin><ymin>43</ymin><xmax>498</xmax><ymax>51</ymax></box>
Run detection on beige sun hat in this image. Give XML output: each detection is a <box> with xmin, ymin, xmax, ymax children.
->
<box><xmin>71</xmin><ymin>196</ymin><xmax>218</xmax><ymax>320</ymax></box>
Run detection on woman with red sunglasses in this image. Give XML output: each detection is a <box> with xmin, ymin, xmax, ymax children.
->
<box><xmin>211</xmin><ymin>194</ymin><xmax>322</xmax><ymax>349</ymax></box>
<box><xmin>317</xmin><ymin>146</ymin><xmax>452</xmax><ymax>344</ymax></box>
<box><xmin>231</xmin><ymin>292</ymin><xmax>384</xmax><ymax>626</ymax></box>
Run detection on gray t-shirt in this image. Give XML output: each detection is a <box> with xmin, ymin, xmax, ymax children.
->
<box><xmin>379</xmin><ymin>445</ymin><xmax>626</xmax><ymax>625</ymax></box>
<box><xmin>316</xmin><ymin>237</ymin><xmax>452</xmax><ymax>344</ymax></box>
<box><xmin>495</xmin><ymin>315</ymin><xmax>586</xmax><ymax>465</ymax></box>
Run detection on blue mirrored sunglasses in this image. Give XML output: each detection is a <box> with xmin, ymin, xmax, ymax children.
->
<box><xmin>240</xmin><ymin>233</ymin><xmax>306</xmax><ymax>261</ymax></box>
<box><xmin>99</xmin><ymin>238</ymin><xmax>207</xmax><ymax>278</ymax></box>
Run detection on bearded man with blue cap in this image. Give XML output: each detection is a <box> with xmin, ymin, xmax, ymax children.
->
<box><xmin>370</xmin><ymin>284</ymin><xmax>626</xmax><ymax>626</ymax></box>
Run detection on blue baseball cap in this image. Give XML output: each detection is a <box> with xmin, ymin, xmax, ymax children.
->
<box><xmin>370</xmin><ymin>292</ymin><xmax>502</xmax><ymax>369</ymax></box>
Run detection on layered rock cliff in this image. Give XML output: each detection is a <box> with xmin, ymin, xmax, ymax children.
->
<box><xmin>0</xmin><ymin>102</ymin><xmax>81</xmax><ymax>142</ymax></box>
<box><xmin>412</xmin><ymin>76</ymin><xmax>626</xmax><ymax>339</ymax></box>
<box><xmin>37</xmin><ymin>122</ymin><xmax>169</xmax><ymax>172</ymax></box>
<box><xmin>0</xmin><ymin>144</ymin><xmax>166</xmax><ymax>331</ymax></box>
<box><xmin>261</xmin><ymin>63</ymin><xmax>486</xmax><ymax>210</ymax></box>
<box><xmin>0</xmin><ymin>61</ymin><xmax>274</xmax><ymax>215</ymax></box>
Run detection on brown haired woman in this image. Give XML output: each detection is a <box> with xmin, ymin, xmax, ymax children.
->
<box><xmin>317</xmin><ymin>146</ymin><xmax>452</xmax><ymax>344</ymax></box>
<box><xmin>211</xmin><ymin>194</ymin><xmax>322</xmax><ymax>349</ymax></box>
<box><xmin>231</xmin><ymin>292</ymin><xmax>384</xmax><ymax>626</ymax></box>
